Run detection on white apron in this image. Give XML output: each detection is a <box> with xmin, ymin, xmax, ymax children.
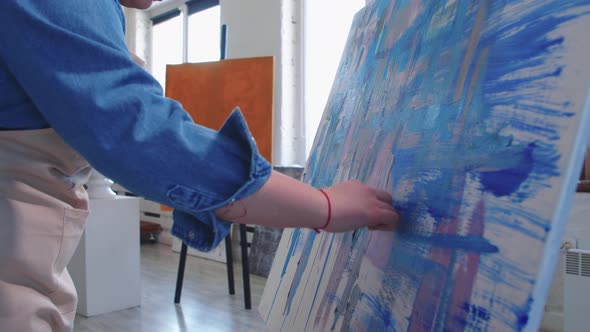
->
<box><xmin>0</xmin><ymin>128</ymin><xmax>92</xmax><ymax>331</ymax></box>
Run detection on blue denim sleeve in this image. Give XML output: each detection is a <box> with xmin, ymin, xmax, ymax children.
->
<box><xmin>0</xmin><ymin>0</ymin><xmax>271</xmax><ymax>251</ymax></box>
<box><xmin>170</xmin><ymin>110</ymin><xmax>271</xmax><ymax>251</ymax></box>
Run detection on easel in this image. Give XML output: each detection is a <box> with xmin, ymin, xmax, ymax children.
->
<box><xmin>166</xmin><ymin>26</ymin><xmax>274</xmax><ymax>309</ymax></box>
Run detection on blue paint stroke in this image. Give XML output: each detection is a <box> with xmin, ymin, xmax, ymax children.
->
<box><xmin>452</xmin><ymin>302</ymin><xmax>491</xmax><ymax>329</ymax></box>
<box><xmin>399</xmin><ymin>233</ymin><xmax>499</xmax><ymax>253</ymax></box>
<box><xmin>303</xmin><ymin>235</ymin><xmax>336</xmax><ymax>330</ymax></box>
<box><xmin>478</xmin><ymin>143</ymin><xmax>535</xmax><ymax>197</ymax></box>
<box><xmin>362</xmin><ymin>293</ymin><xmax>395</xmax><ymax>331</ymax></box>
<box><xmin>265</xmin><ymin>228</ymin><xmax>302</xmax><ymax>322</ymax></box>
<box><xmin>388</xmin><ymin>245</ymin><xmax>448</xmax><ymax>277</ymax></box>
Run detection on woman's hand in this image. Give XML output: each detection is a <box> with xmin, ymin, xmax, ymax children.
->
<box><xmin>214</xmin><ymin>171</ymin><xmax>399</xmax><ymax>233</ymax></box>
<box><xmin>321</xmin><ymin>180</ymin><xmax>399</xmax><ymax>232</ymax></box>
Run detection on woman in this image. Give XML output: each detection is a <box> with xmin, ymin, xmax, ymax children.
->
<box><xmin>0</xmin><ymin>0</ymin><xmax>399</xmax><ymax>330</ymax></box>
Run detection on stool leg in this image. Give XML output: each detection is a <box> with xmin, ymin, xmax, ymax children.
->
<box><xmin>174</xmin><ymin>242</ymin><xmax>188</xmax><ymax>303</ymax></box>
<box><xmin>224</xmin><ymin>234</ymin><xmax>235</xmax><ymax>295</ymax></box>
<box><xmin>239</xmin><ymin>224</ymin><xmax>251</xmax><ymax>309</ymax></box>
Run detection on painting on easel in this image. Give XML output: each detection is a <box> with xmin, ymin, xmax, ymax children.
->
<box><xmin>260</xmin><ymin>1</ymin><xmax>590</xmax><ymax>331</ymax></box>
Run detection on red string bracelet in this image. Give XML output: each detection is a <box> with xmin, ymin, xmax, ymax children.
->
<box><xmin>313</xmin><ymin>189</ymin><xmax>332</xmax><ymax>233</ymax></box>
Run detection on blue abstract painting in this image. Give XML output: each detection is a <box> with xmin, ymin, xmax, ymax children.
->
<box><xmin>260</xmin><ymin>0</ymin><xmax>590</xmax><ymax>331</ymax></box>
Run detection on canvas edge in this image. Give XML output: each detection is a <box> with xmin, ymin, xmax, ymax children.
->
<box><xmin>257</xmin><ymin>228</ymin><xmax>296</xmax><ymax>322</ymax></box>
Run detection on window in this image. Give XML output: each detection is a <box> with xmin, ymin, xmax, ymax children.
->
<box><xmin>151</xmin><ymin>10</ymin><xmax>183</xmax><ymax>90</ymax></box>
<box><xmin>304</xmin><ymin>0</ymin><xmax>366</xmax><ymax>155</ymax></box>
<box><xmin>187</xmin><ymin>6</ymin><xmax>221</xmax><ymax>63</ymax></box>
<box><xmin>149</xmin><ymin>0</ymin><xmax>220</xmax><ymax>89</ymax></box>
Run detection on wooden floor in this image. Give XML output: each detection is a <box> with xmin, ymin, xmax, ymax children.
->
<box><xmin>74</xmin><ymin>244</ymin><xmax>269</xmax><ymax>332</ymax></box>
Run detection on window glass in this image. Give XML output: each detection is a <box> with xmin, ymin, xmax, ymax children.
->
<box><xmin>188</xmin><ymin>6</ymin><xmax>221</xmax><ymax>63</ymax></box>
<box><xmin>151</xmin><ymin>14</ymin><xmax>183</xmax><ymax>90</ymax></box>
<box><xmin>305</xmin><ymin>0</ymin><xmax>366</xmax><ymax>155</ymax></box>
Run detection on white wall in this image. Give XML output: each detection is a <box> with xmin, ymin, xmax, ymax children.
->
<box><xmin>123</xmin><ymin>8</ymin><xmax>151</xmax><ymax>66</ymax></box>
<box><xmin>221</xmin><ymin>0</ymin><xmax>305</xmax><ymax>166</ymax></box>
<box><xmin>303</xmin><ymin>0</ymin><xmax>365</xmax><ymax>154</ymax></box>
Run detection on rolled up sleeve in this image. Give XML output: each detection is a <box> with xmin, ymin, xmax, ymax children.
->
<box><xmin>169</xmin><ymin>110</ymin><xmax>271</xmax><ymax>251</ymax></box>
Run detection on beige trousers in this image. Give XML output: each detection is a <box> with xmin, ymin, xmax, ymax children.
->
<box><xmin>0</xmin><ymin>129</ymin><xmax>92</xmax><ymax>332</ymax></box>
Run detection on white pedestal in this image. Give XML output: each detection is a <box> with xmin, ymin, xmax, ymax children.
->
<box><xmin>68</xmin><ymin>196</ymin><xmax>141</xmax><ymax>317</ymax></box>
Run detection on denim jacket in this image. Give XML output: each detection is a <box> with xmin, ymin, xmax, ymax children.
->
<box><xmin>0</xmin><ymin>0</ymin><xmax>271</xmax><ymax>251</ymax></box>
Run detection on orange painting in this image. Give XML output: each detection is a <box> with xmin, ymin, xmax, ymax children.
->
<box><xmin>165</xmin><ymin>56</ymin><xmax>274</xmax><ymax>162</ymax></box>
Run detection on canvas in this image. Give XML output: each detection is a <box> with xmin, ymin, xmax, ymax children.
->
<box><xmin>259</xmin><ymin>0</ymin><xmax>590</xmax><ymax>331</ymax></box>
<box><xmin>165</xmin><ymin>56</ymin><xmax>274</xmax><ymax>162</ymax></box>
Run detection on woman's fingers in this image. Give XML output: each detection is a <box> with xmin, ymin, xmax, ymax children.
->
<box><xmin>369</xmin><ymin>221</ymin><xmax>397</xmax><ymax>231</ymax></box>
<box><xmin>321</xmin><ymin>180</ymin><xmax>400</xmax><ymax>233</ymax></box>
<box><xmin>367</xmin><ymin>187</ymin><xmax>399</xmax><ymax>232</ymax></box>
<box><xmin>376</xmin><ymin>200</ymin><xmax>396</xmax><ymax>211</ymax></box>
<box><xmin>368</xmin><ymin>207</ymin><xmax>399</xmax><ymax>231</ymax></box>
<box><xmin>372</xmin><ymin>188</ymin><xmax>393</xmax><ymax>203</ymax></box>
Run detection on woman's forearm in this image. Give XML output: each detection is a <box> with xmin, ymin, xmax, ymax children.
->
<box><xmin>214</xmin><ymin>171</ymin><xmax>327</xmax><ymax>229</ymax></box>
<box><xmin>214</xmin><ymin>171</ymin><xmax>400</xmax><ymax>232</ymax></box>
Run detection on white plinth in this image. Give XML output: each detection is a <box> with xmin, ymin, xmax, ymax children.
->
<box><xmin>68</xmin><ymin>196</ymin><xmax>141</xmax><ymax>317</ymax></box>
